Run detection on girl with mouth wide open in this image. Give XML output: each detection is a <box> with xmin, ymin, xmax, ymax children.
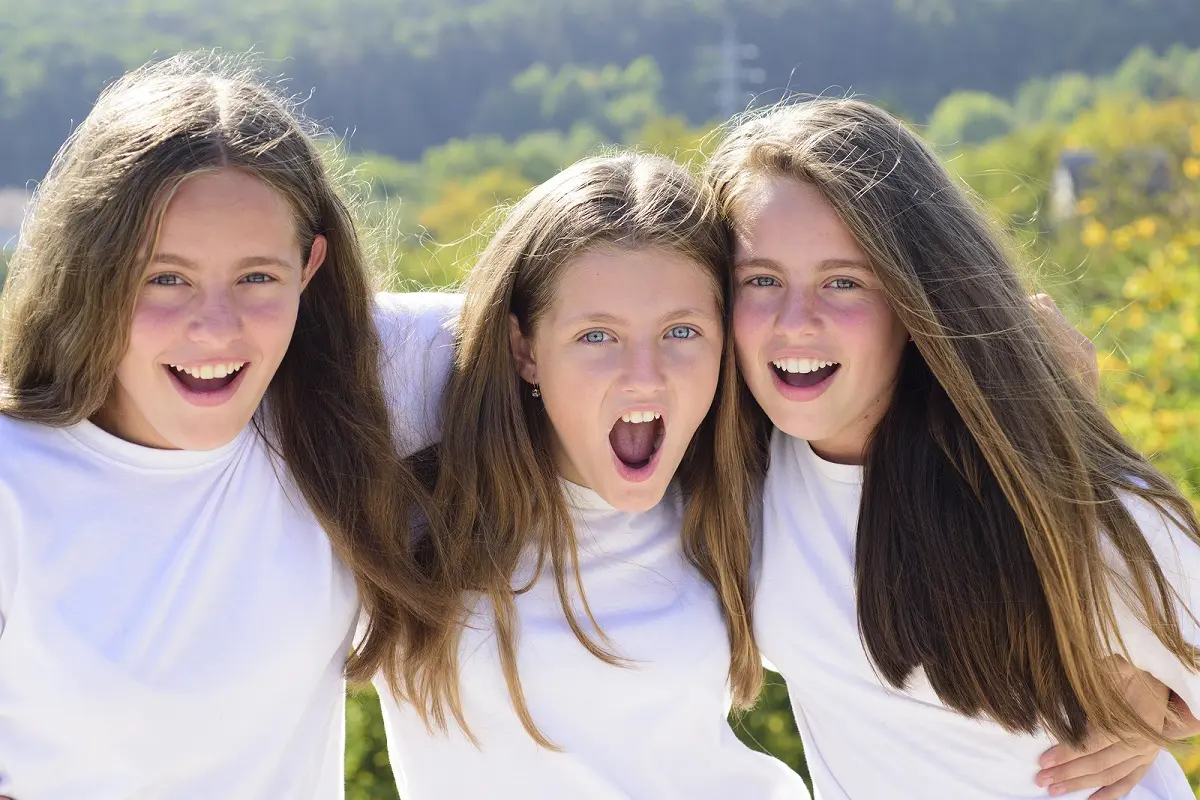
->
<box><xmin>707</xmin><ymin>98</ymin><xmax>1200</xmax><ymax>799</ymax></box>
<box><xmin>0</xmin><ymin>54</ymin><xmax>459</xmax><ymax>798</ymax></box>
<box><xmin>374</xmin><ymin>153</ymin><xmax>810</xmax><ymax>799</ymax></box>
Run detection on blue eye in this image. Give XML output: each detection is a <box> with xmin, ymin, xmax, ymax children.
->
<box><xmin>667</xmin><ymin>325</ymin><xmax>698</xmax><ymax>340</ymax></box>
<box><xmin>241</xmin><ymin>273</ymin><xmax>274</xmax><ymax>284</ymax></box>
<box><xmin>148</xmin><ymin>274</ymin><xmax>185</xmax><ymax>287</ymax></box>
<box><xmin>829</xmin><ymin>278</ymin><xmax>858</xmax><ymax>290</ymax></box>
<box><xmin>581</xmin><ymin>330</ymin><xmax>612</xmax><ymax>344</ymax></box>
<box><xmin>747</xmin><ymin>275</ymin><xmax>781</xmax><ymax>288</ymax></box>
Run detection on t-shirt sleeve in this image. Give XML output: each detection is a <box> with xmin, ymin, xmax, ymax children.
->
<box><xmin>372</xmin><ymin>291</ymin><xmax>464</xmax><ymax>458</ymax></box>
<box><xmin>1106</xmin><ymin>494</ymin><xmax>1200</xmax><ymax>713</ymax></box>
<box><xmin>0</xmin><ymin>482</ymin><xmax>16</xmax><ymax>640</ymax></box>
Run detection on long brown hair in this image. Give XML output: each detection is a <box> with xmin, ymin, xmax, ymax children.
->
<box><xmin>403</xmin><ymin>153</ymin><xmax>763</xmax><ymax>746</ymax></box>
<box><xmin>0</xmin><ymin>52</ymin><xmax>445</xmax><ymax>691</ymax></box>
<box><xmin>707</xmin><ymin>98</ymin><xmax>1200</xmax><ymax>746</ymax></box>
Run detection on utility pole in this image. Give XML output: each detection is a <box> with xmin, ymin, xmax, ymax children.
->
<box><xmin>716</xmin><ymin>6</ymin><xmax>764</xmax><ymax>119</ymax></box>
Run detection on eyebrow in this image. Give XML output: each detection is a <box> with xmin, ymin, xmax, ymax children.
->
<box><xmin>733</xmin><ymin>257</ymin><xmax>872</xmax><ymax>274</ymax></box>
<box><xmin>565</xmin><ymin>307</ymin><xmax>720</xmax><ymax>327</ymax></box>
<box><xmin>151</xmin><ymin>252</ymin><xmax>298</xmax><ymax>271</ymax></box>
<box><xmin>816</xmin><ymin>258</ymin><xmax>873</xmax><ymax>274</ymax></box>
<box><xmin>732</xmin><ymin>257</ymin><xmax>781</xmax><ymax>273</ymax></box>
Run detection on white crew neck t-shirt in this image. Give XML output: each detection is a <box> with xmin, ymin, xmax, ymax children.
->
<box><xmin>377</xmin><ymin>482</ymin><xmax>809</xmax><ymax>800</ymax></box>
<box><xmin>0</xmin><ymin>291</ymin><xmax>460</xmax><ymax>800</ymax></box>
<box><xmin>754</xmin><ymin>429</ymin><xmax>1199</xmax><ymax>799</ymax></box>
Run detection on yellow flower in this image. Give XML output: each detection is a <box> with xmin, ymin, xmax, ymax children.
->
<box><xmin>1075</xmin><ymin>197</ymin><xmax>1096</xmax><ymax>216</ymax></box>
<box><xmin>1134</xmin><ymin>217</ymin><xmax>1158</xmax><ymax>239</ymax></box>
<box><xmin>1167</xmin><ymin>242</ymin><xmax>1189</xmax><ymax>265</ymax></box>
<box><xmin>1081</xmin><ymin>219</ymin><xmax>1108</xmax><ymax>249</ymax></box>
<box><xmin>1113</xmin><ymin>229</ymin><xmax>1134</xmax><ymax>252</ymax></box>
<box><xmin>1182</xmin><ymin>311</ymin><xmax>1199</xmax><ymax>337</ymax></box>
<box><xmin>1098</xmin><ymin>352</ymin><xmax>1127</xmax><ymax>374</ymax></box>
<box><xmin>1120</xmin><ymin>380</ymin><xmax>1153</xmax><ymax>408</ymax></box>
<box><xmin>1089</xmin><ymin>305</ymin><xmax>1114</xmax><ymax>326</ymax></box>
<box><xmin>1128</xmin><ymin>305</ymin><xmax>1148</xmax><ymax>330</ymax></box>
<box><xmin>1185</xmin><ymin>158</ymin><xmax>1200</xmax><ymax>181</ymax></box>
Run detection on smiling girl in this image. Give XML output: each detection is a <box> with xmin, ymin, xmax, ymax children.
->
<box><xmin>0</xmin><ymin>55</ymin><xmax>457</xmax><ymax>798</ymax></box>
<box><xmin>374</xmin><ymin>153</ymin><xmax>809</xmax><ymax>799</ymax></box>
<box><xmin>707</xmin><ymin>99</ymin><xmax>1200</xmax><ymax>799</ymax></box>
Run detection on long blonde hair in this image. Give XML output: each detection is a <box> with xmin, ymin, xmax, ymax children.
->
<box><xmin>708</xmin><ymin>98</ymin><xmax>1200</xmax><ymax>746</ymax></box>
<box><xmin>0</xmin><ymin>52</ymin><xmax>447</xmax><ymax>691</ymax></box>
<box><xmin>404</xmin><ymin>152</ymin><xmax>763</xmax><ymax>746</ymax></box>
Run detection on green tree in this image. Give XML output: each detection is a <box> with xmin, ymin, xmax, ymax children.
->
<box><xmin>927</xmin><ymin>91</ymin><xmax>1015</xmax><ymax>146</ymax></box>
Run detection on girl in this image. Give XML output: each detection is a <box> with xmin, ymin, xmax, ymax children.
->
<box><xmin>375</xmin><ymin>153</ymin><xmax>810</xmax><ymax>799</ymax></box>
<box><xmin>0</xmin><ymin>54</ymin><xmax>459</xmax><ymax>797</ymax></box>
<box><xmin>706</xmin><ymin>98</ymin><xmax>1200</xmax><ymax>798</ymax></box>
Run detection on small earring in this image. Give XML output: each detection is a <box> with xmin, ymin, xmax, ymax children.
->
<box><xmin>531</xmin><ymin>384</ymin><xmax>541</xmax><ymax>398</ymax></box>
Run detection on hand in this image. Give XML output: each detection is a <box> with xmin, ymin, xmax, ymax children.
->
<box><xmin>1036</xmin><ymin>659</ymin><xmax>1168</xmax><ymax>798</ymax></box>
<box><xmin>1029</xmin><ymin>293</ymin><xmax>1100</xmax><ymax>396</ymax></box>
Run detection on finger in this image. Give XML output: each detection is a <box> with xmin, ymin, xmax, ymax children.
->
<box><xmin>1087</xmin><ymin>763</ymin><xmax>1150</xmax><ymax>800</ymax></box>
<box><xmin>1040</xmin><ymin>729</ymin><xmax>1117</xmax><ymax>770</ymax></box>
<box><xmin>1047</xmin><ymin>754</ymin><xmax>1147</xmax><ymax>796</ymax></box>
<box><xmin>1031</xmin><ymin>292</ymin><xmax>1059</xmax><ymax>311</ymax></box>
<box><xmin>1038</xmin><ymin>743</ymin><xmax>1135</xmax><ymax>786</ymax></box>
<box><xmin>1026</xmin><ymin>296</ymin><xmax>1100</xmax><ymax>390</ymax></box>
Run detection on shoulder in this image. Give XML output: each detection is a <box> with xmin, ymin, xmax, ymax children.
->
<box><xmin>1111</xmin><ymin>492</ymin><xmax>1200</xmax><ymax>592</ymax></box>
<box><xmin>371</xmin><ymin>292</ymin><xmax>464</xmax><ymax>455</ymax></box>
<box><xmin>373</xmin><ymin>291</ymin><xmax>463</xmax><ymax>352</ymax></box>
<box><xmin>0</xmin><ymin>416</ymin><xmax>42</xmax><ymax>552</ymax></box>
<box><xmin>1103</xmin><ymin>491</ymin><xmax>1200</xmax><ymax>707</ymax></box>
<box><xmin>0</xmin><ymin>414</ymin><xmax>63</xmax><ymax>480</ymax></box>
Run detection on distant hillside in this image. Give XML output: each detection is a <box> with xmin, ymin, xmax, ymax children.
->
<box><xmin>2</xmin><ymin>0</ymin><xmax>1200</xmax><ymax>184</ymax></box>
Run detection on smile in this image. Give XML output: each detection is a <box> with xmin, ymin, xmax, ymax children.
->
<box><xmin>164</xmin><ymin>361</ymin><xmax>249</xmax><ymax>407</ymax></box>
<box><xmin>608</xmin><ymin>409</ymin><xmax>666</xmax><ymax>483</ymax></box>
<box><xmin>771</xmin><ymin>357</ymin><xmax>840</xmax><ymax>388</ymax></box>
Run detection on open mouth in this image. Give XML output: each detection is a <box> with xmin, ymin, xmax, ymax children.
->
<box><xmin>608</xmin><ymin>410</ymin><xmax>666</xmax><ymax>477</ymax></box>
<box><xmin>771</xmin><ymin>357</ymin><xmax>841</xmax><ymax>388</ymax></box>
<box><xmin>166</xmin><ymin>361</ymin><xmax>248</xmax><ymax>394</ymax></box>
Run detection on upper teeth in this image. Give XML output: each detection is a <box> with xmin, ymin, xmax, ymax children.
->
<box><xmin>621</xmin><ymin>410</ymin><xmax>661</xmax><ymax>424</ymax></box>
<box><xmin>169</xmin><ymin>362</ymin><xmax>246</xmax><ymax>380</ymax></box>
<box><xmin>772</xmin><ymin>358</ymin><xmax>838</xmax><ymax>374</ymax></box>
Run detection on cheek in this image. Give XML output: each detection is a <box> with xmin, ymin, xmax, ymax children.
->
<box><xmin>835</xmin><ymin>303</ymin><xmax>907</xmax><ymax>372</ymax></box>
<box><xmin>666</xmin><ymin>342</ymin><xmax>722</xmax><ymax>422</ymax></box>
<box><xmin>122</xmin><ymin>299</ymin><xmax>187</xmax><ymax>369</ymax></box>
<box><xmin>732</xmin><ymin>297</ymin><xmax>772</xmax><ymax>375</ymax></box>
<box><xmin>232</xmin><ymin>292</ymin><xmax>304</xmax><ymax>364</ymax></box>
<box><xmin>245</xmin><ymin>288</ymin><xmax>301</xmax><ymax>324</ymax></box>
<box><xmin>538</xmin><ymin>353</ymin><xmax>609</xmax><ymax>446</ymax></box>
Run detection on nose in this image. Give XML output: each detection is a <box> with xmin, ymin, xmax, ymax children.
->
<box><xmin>188</xmin><ymin>286</ymin><xmax>242</xmax><ymax>347</ymax></box>
<box><xmin>620</xmin><ymin>338</ymin><xmax>668</xmax><ymax>396</ymax></box>
<box><xmin>775</xmin><ymin>285</ymin><xmax>822</xmax><ymax>337</ymax></box>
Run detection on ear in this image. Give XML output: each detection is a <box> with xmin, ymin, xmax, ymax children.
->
<box><xmin>508</xmin><ymin>313</ymin><xmax>538</xmax><ymax>385</ymax></box>
<box><xmin>300</xmin><ymin>234</ymin><xmax>328</xmax><ymax>292</ymax></box>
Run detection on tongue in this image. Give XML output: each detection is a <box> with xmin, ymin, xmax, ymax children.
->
<box><xmin>172</xmin><ymin>369</ymin><xmax>238</xmax><ymax>393</ymax></box>
<box><xmin>779</xmin><ymin>364</ymin><xmax>838</xmax><ymax>388</ymax></box>
<box><xmin>609</xmin><ymin>420</ymin><xmax>658</xmax><ymax>466</ymax></box>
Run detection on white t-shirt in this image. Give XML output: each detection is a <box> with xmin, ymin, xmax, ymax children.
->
<box><xmin>377</xmin><ymin>482</ymin><xmax>810</xmax><ymax>800</ymax></box>
<box><xmin>0</xmin><ymin>291</ymin><xmax>460</xmax><ymax>799</ymax></box>
<box><xmin>754</xmin><ymin>429</ymin><xmax>1199</xmax><ymax>799</ymax></box>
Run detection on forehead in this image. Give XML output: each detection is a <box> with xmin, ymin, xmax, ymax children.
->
<box><xmin>731</xmin><ymin>175</ymin><xmax>865</xmax><ymax>264</ymax></box>
<box><xmin>545</xmin><ymin>246</ymin><xmax>721</xmax><ymax>321</ymax></box>
<box><xmin>153</xmin><ymin>169</ymin><xmax>301</xmax><ymax>257</ymax></box>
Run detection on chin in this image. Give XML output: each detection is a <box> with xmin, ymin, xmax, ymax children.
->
<box><xmin>160</xmin><ymin>420</ymin><xmax>251</xmax><ymax>451</ymax></box>
<box><xmin>762</xmin><ymin>409</ymin><xmax>830</xmax><ymax>443</ymax></box>
<box><xmin>601</xmin><ymin>473</ymin><xmax>673</xmax><ymax>514</ymax></box>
